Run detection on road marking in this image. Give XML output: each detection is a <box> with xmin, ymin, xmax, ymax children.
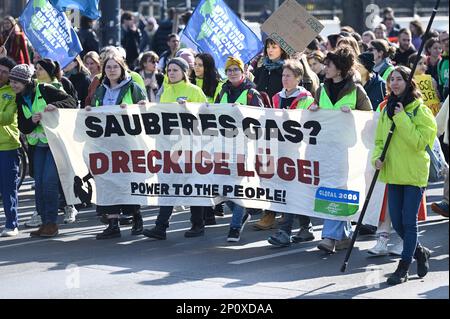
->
<box><xmin>229</xmin><ymin>246</ymin><xmax>317</xmax><ymax>265</ymax></box>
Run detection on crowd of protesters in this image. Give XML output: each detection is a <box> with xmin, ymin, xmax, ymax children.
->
<box><xmin>0</xmin><ymin>6</ymin><xmax>449</xmax><ymax>286</ymax></box>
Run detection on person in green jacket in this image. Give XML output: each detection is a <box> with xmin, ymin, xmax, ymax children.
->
<box><xmin>160</xmin><ymin>57</ymin><xmax>207</xmax><ymax>103</ymax></box>
<box><xmin>0</xmin><ymin>56</ymin><xmax>19</xmax><ymax>237</ymax></box>
<box><xmin>87</xmin><ymin>55</ymin><xmax>148</xmax><ymax>240</ymax></box>
<box><xmin>142</xmin><ymin>57</ymin><xmax>209</xmax><ymax>241</ymax></box>
<box><xmin>12</xmin><ymin>64</ymin><xmax>77</xmax><ymax>238</ymax></box>
<box><xmin>373</xmin><ymin>66</ymin><xmax>437</xmax><ymax>285</ymax></box>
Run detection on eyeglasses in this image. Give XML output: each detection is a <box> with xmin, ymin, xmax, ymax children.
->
<box><xmin>226</xmin><ymin>68</ymin><xmax>241</xmax><ymax>74</ymax></box>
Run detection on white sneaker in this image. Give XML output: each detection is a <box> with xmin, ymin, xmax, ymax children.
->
<box><xmin>63</xmin><ymin>206</ymin><xmax>78</xmax><ymax>224</ymax></box>
<box><xmin>1</xmin><ymin>227</ymin><xmax>19</xmax><ymax>237</ymax></box>
<box><xmin>368</xmin><ymin>236</ymin><xmax>389</xmax><ymax>255</ymax></box>
<box><xmin>24</xmin><ymin>212</ymin><xmax>42</xmax><ymax>228</ymax></box>
<box><xmin>388</xmin><ymin>238</ymin><xmax>403</xmax><ymax>256</ymax></box>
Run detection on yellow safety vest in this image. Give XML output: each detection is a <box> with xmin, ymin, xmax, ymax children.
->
<box><xmin>319</xmin><ymin>84</ymin><xmax>357</xmax><ymax>110</ymax></box>
<box><xmin>220</xmin><ymin>89</ymin><xmax>249</xmax><ymax>105</ymax></box>
<box><xmin>22</xmin><ymin>85</ymin><xmax>48</xmax><ymax>145</ymax></box>
<box><xmin>95</xmin><ymin>87</ymin><xmax>134</xmax><ymax>106</ymax></box>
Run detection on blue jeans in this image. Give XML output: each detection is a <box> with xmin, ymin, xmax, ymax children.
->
<box><xmin>322</xmin><ymin>219</ymin><xmax>352</xmax><ymax>241</ymax></box>
<box><xmin>388</xmin><ymin>184</ymin><xmax>424</xmax><ymax>263</ymax></box>
<box><xmin>228</xmin><ymin>201</ymin><xmax>246</xmax><ymax>229</ymax></box>
<box><xmin>0</xmin><ymin>149</ymin><xmax>19</xmax><ymax>229</ymax></box>
<box><xmin>33</xmin><ymin>146</ymin><xmax>59</xmax><ymax>224</ymax></box>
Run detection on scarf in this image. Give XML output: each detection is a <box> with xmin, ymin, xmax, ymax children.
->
<box><xmin>263</xmin><ymin>57</ymin><xmax>284</xmax><ymax>72</ymax></box>
<box><xmin>385</xmin><ymin>92</ymin><xmax>415</xmax><ymax>120</ymax></box>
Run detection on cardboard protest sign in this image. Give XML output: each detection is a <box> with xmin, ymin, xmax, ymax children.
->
<box><xmin>261</xmin><ymin>0</ymin><xmax>324</xmax><ymax>54</ymax></box>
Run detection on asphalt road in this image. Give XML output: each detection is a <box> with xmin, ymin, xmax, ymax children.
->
<box><xmin>0</xmin><ymin>178</ymin><xmax>448</xmax><ymax>300</ymax></box>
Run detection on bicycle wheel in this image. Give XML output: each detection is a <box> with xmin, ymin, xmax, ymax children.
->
<box><xmin>18</xmin><ymin>147</ymin><xmax>27</xmax><ymax>190</ymax></box>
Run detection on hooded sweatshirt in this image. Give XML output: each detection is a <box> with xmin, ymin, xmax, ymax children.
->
<box><xmin>102</xmin><ymin>75</ymin><xmax>132</xmax><ymax>106</ymax></box>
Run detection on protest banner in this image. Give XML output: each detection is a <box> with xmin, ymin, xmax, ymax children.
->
<box><xmin>49</xmin><ymin>0</ymin><xmax>100</xmax><ymax>19</ymax></box>
<box><xmin>182</xmin><ymin>0</ymin><xmax>263</xmax><ymax>75</ymax></box>
<box><xmin>41</xmin><ymin>104</ymin><xmax>384</xmax><ymax>224</ymax></box>
<box><xmin>415</xmin><ymin>74</ymin><xmax>441</xmax><ymax>115</ymax></box>
<box><xmin>261</xmin><ymin>0</ymin><xmax>324</xmax><ymax>55</ymax></box>
<box><xmin>19</xmin><ymin>0</ymin><xmax>82</xmax><ymax>68</ymax></box>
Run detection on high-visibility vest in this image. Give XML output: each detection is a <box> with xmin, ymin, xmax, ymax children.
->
<box><xmin>95</xmin><ymin>86</ymin><xmax>134</xmax><ymax>106</ymax></box>
<box><xmin>219</xmin><ymin>89</ymin><xmax>249</xmax><ymax>105</ymax></box>
<box><xmin>272</xmin><ymin>91</ymin><xmax>315</xmax><ymax>110</ymax></box>
<box><xmin>381</xmin><ymin>65</ymin><xmax>395</xmax><ymax>82</ymax></box>
<box><xmin>318</xmin><ymin>84</ymin><xmax>357</xmax><ymax>110</ymax></box>
<box><xmin>21</xmin><ymin>85</ymin><xmax>48</xmax><ymax>145</ymax></box>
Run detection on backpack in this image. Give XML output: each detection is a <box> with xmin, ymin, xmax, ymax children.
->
<box><xmin>253</xmin><ymin>90</ymin><xmax>272</xmax><ymax>108</ymax></box>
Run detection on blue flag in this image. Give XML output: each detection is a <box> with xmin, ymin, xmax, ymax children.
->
<box><xmin>19</xmin><ymin>0</ymin><xmax>82</xmax><ymax>68</ymax></box>
<box><xmin>49</xmin><ymin>0</ymin><xmax>100</xmax><ymax>19</ymax></box>
<box><xmin>182</xmin><ymin>0</ymin><xmax>263</xmax><ymax>75</ymax></box>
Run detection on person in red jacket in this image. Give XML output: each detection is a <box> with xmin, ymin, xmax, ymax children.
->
<box><xmin>0</xmin><ymin>16</ymin><xmax>30</xmax><ymax>65</ymax></box>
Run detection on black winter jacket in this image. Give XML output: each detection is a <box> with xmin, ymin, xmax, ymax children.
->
<box><xmin>215</xmin><ymin>78</ymin><xmax>264</xmax><ymax>107</ymax></box>
<box><xmin>253</xmin><ymin>64</ymin><xmax>283</xmax><ymax>99</ymax></box>
<box><xmin>16</xmin><ymin>82</ymin><xmax>77</xmax><ymax>135</ymax></box>
<box><xmin>363</xmin><ymin>74</ymin><xmax>386</xmax><ymax>110</ymax></box>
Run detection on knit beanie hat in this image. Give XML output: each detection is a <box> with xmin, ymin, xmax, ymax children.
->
<box><xmin>36</xmin><ymin>58</ymin><xmax>59</xmax><ymax>78</ymax></box>
<box><xmin>225</xmin><ymin>56</ymin><xmax>244</xmax><ymax>72</ymax></box>
<box><xmin>167</xmin><ymin>57</ymin><xmax>189</xmax><ymax>73</ymax></box>
<box><xmin>0</xmin><ymin>56</ymin><xmax>16</xmax><ymax>71</ymax></box>
<box><xmin>358</xmin><ymin>52</ymin><xmax>375</xmax><ymax>73</ymax></box>
<box><xmin>9</xmin><ymin>64</ymin><xmax>33</xmax><ymax>84</ymax></box>
<box><xmin>177</xmin><ymin>49</ymin><xmax>195</xmax><ymax>68</ymax></box>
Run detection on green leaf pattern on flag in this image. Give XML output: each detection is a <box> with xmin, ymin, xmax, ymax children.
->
<box><xmin>197</xmin><ymin>0</ymin><xmax>217</xmax><ymax>42</ymax></box>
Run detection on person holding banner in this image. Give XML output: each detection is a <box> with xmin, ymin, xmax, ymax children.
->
<box><xmin>189</xmin><ymin>52</ymin><xmax>225</xmax><ymax>223</ymax></box>
<box><xmin>34</xmin><ymin>58</ymin><xmax>79</xmax><ymax>224</ymax></box>
<box><xmin>213</xmin><ymin>56</ymin><xmax>264</xmax><ymax>242</ymax></box>
<box><xmin>35</xmin><ymin>58</ymin><xmax>78</xmax><ymax>101</ymax></box>
<box><xmin>11</xmin><ymin>64</ymin><xmax>77</xmax><ymax>237</ymax></box>
<box><xmin>0</xmin><ymin>56</ymin><xmax>20</xmax><ymax>237</ymax></box>
<box><xmin>142</xmin><ymin>57</ymin><xmax>209</xmax><ymax>240</ymax></box>
<box><xmin>373</xmin><ymin>66</ymin><xmax>436</xmax><ymax>285</ymax></box>
<box><xmin>87</xmin><ymin>55</ymin><xmax>148</xmax><ymax>240</ymax></box>
<box><xmin>408</xmin><ymin>53</ymin><xmax>442</xmax><ymax>116</ymax></box>
<box><xmin>369</xmin><ymin>39</ymin><xmax>396</xmax><ymax>82</ymax></box>
<box><xmin>85</xmin><ymin>46</ymin><xmax>146</xmax><ymax>107</ymax></box>
<box><xmin>313</xmin><ymin>46</ymin><xmax>372</xmax><ymax>254</ymax></box>
<box><xmin>267</xmin><ymin>59</ymin><xmax>317</xmax><ymax>247</ymax></box>
<box><xmin>159</xmin><ymin>57</ymin><xmax>207</xmax><ymax>104</ymax></box>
